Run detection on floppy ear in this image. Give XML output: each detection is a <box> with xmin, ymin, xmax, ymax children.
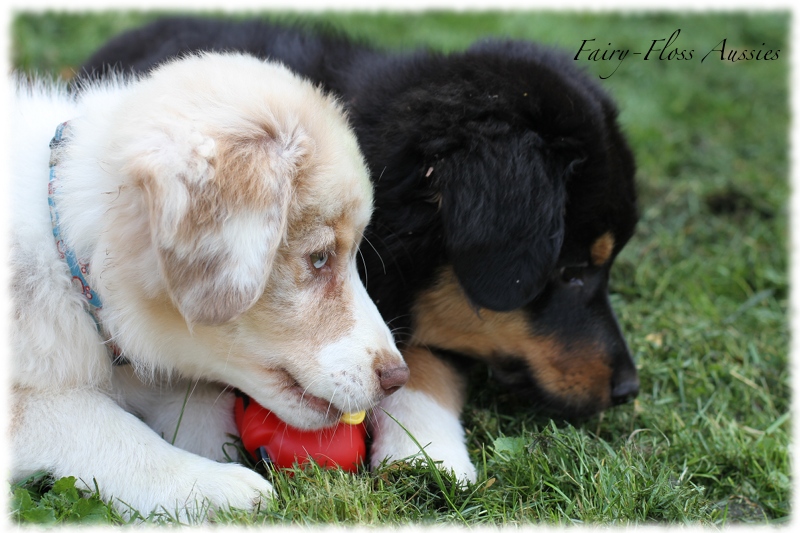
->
<box><xmin>132</xmin><ymin>124</ymin><xmax>310</xmax><ymax>325</ymax></box>
<box><xmin>438</xmin><ymin>132</ymin><xmax>567</xmax><ymax>312</ymax></box>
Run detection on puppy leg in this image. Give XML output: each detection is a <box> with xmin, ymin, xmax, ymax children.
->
<box><xmin>11</xmin><ymin>387</ymin><xmax>272</xmax><ymax>520</ymax></box>
<box><xmin>369</xmin><ymin>346</ymin><xmax>476</xmax><ymax>483</ymax></box>
<box><xmin>112</xmin><ymin>367</ymin><xmax>238</xmax><ymax>462</ymax></box>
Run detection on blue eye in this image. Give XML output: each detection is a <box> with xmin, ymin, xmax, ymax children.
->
<box><xmin>310</xmin><ymin>252</ymin><xmax>328</xmax><ymax>269</ymax></box>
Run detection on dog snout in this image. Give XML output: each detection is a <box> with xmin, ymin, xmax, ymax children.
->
<box><xmin>611</xmin><ymin>359</ymin><xmax>639</xmax><ymax>406</ymax></box>
<box><xmin>375</xmin><ymin>359</ymin><xmax>410</xmax><ymax>396</ymax></box>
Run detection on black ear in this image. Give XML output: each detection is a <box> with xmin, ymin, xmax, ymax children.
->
<box><xmin>439</xmin><ymin>133</ymin><xmax>566</xmax><ymax>311</ymax></box>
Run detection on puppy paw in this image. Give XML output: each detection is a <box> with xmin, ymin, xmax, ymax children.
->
<box><xmin>370</xmin><ymin>389</ymin><xmax>477</xmax><ymax>484</ymax></box>
<box><xmin>99</xmin><ymin>456</ymin><xmax>274</xmax><ymax>521</ymax></box>
<box><xmin>195</xmin><ymin>463</ymin><xmax>275</xmax><ymax>511</ymax></box>
<box><xmin>371</xmin><ymin>436</ymin><xmax>477</xmax><ymax>485</ymax></box>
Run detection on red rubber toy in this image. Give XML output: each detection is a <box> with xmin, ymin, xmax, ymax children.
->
<box><xmin>234</xmin><ymin>394</ymin><xmax>367</xmax><ymax>472</ymax></box>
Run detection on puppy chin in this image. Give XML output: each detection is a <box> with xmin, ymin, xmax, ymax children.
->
<box><xmin>275</xmin><ymin>404</ymin><xmax>344</xmax><ymax>431</ymax></box>
<box><xmin>271</xmin><ymin>386</ymin><xmax>346</xmax><ymax>431</ymax></box>
<box><xmin>232</xmin><ymin>367</ymin><xmax>343</xmax><ymax>431</ymax></box>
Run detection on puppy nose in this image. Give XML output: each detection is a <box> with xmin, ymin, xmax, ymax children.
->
<box><xmin>611</xmin><ymin>372</ymin><xmax>640</xmax><ymax>406</ymax></box>
<box><xmin>377</xmin><ymin>363</ymin><xmax>410</xmax><ymax>396</ymax></box>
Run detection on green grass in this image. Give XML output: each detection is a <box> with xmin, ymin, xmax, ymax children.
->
<box><xmin>9</xmin><ymin>10</ymin><xmax>791</xmax><ymax>527</ymax></box>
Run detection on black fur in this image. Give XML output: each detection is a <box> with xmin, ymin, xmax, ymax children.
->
<box><xmin>80</xmin><ymin>17</ymin><xmax>640</xmax><ymax>417</ymax></box>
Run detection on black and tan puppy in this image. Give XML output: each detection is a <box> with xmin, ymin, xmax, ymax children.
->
<box><xmin>80</xmin><ymin>16</ymin><xmax>640</xmax><ymax>482</ymax></box>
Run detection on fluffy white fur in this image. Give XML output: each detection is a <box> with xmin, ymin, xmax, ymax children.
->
<box><xmin>370</xmin><ymin>388</ymin><xmax>477</xmax><ymax>483</ymax></box>
<box><xmin>9</xmin><ymin>53</ymin><xmax>407</xmax><ymax>520</ymax></box>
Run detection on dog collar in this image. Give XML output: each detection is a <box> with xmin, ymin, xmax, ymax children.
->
<box><xmin>48</xmin><ymin>122</ymin><xmax>123</xmax><ymax>363</ymax></box>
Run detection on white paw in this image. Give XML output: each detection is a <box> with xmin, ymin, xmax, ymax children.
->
<box><xmin>188</xmin><ymin>460</ymin><xmax>274</xmax><ymax>513</ymax></box>
<box><xmin>93</xmin><ymin>455</ymin><xmax>274</xmax><ymax>520</ymax></box>
<box><xmin>369</xmin><ymin>389</ymin><xmax>477</xmax><ymax>484</ymax></box>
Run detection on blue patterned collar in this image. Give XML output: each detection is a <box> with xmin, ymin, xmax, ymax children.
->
<box><xmin>48</xmin><ymin>122</ymin><xmax>103</xmax><ymax>311</ymax></box>
<box><xmin>48</xmin><ymin>122</ymin><xmax>123</xmax><ymax>362</ymax></box>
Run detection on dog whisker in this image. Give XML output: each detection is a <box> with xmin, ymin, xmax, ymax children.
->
<box><xmin>212</xmin><ymin>384</ymin><xmax>233</xmax><ymax>407</ymax></box>
<box><xmin>353</xmin><ymin>233</ymin><xmax>370</xmax><ymax>288</ymax></box>
<box><xmin>383</xmin><ymin>314</ymin><xmax>410</xmax><ymax>327</ymax></box>
<box><xmin>359</xmin><ymin>232</ymin><xmax>386</xmax><ymax>276</ymax></box>
<box><xmin>325</xmin><ymin>385</ymin><xmax>340</xmax><ymax>419</ymax></box>
<box><xmin>222</xmin><ymin>326</ymin><xmax>245</xmax><ymax>374</ymax></box>
<box><xmin>365</xmin><ymin>221</ymin><xmax>415</xmax><ymax>267</ymax></box>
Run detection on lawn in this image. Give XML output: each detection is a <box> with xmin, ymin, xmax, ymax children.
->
<box><xmin>8</xmin><ymin>9</ymin><xmax>791</xmax><ymax>526</ymax></box>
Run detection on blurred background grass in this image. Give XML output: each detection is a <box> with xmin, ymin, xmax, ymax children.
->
<box><xmin>10</xmin><ymin>9</ymin><xmax>791</xmax><ymax>526</ymax></box>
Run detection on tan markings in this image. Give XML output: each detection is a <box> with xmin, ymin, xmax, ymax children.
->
<box><xmin>402</xmin><ymin>345</ymin><xmax>467</xmax><ymax>414</ymax></box>
<box><xmin>245</xmin><ymin>245</ymin><xmax>355</xmax><ymax>355</ymax></box>
<box><xmin>515</xmin><ymin>337</ymin><xmax>612</xmax><ymax>407</ymax></box>
<box><xmin>136</xmin><ymin>251</ymin><xmax>356</xmax><ymax>368</ymax></box>
<box><xmin>590</xmin><ymin>232</ymin><xmax>615</xmax><ymax>266</ymax></box>
<box><xmin>131</xmin><ymin>186</ymin><xmax>362</xmax><ymax>360</ymax></box>
<box><xmin>129</xmin><ymin>123</ymin><xmax>306</xmax><ymax>324</ymax></box>
<box><xmin>411</xmin><ymin>267</ymin><xmax>613</xmax><ymax>408</ymax></box>
<box><xmin>411</xmin><ymin>268</ymin><xmax>535</xmax><ymax>357</ymax></box>
<box><xmin>243</xmin><ymin>180</ymin><xmax>365</xmax><ymax>352</ymax></box>
<box><xmin>179</xmin><ymin>128</ymin><xmax>302</xmax><ymax>240</ymax></box>
<box><xmin>156</xmin><ymin>247</ymin><xmax>234</xmax><ymax>323</ymax></box>
<box><xmin>371</xmin><ymin>348</ymin><xmax>409</xmax><ymax>375</ymax></box>
<box><xmin>225</xmin><ymin>208</ymin><xmax>358</xmax><ymax>361</ymax></box>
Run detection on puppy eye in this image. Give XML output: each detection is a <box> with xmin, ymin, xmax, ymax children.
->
<box><xmin>559</xmin><ymin>266</ymin><xmax>585</xmax><ymax>287</ymax></box>
<box><xmin>310</xmin><ymin>252</ymin><xmax>329</xmax><ymax>269</ymax></box>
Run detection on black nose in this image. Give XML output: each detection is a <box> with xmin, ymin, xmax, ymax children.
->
<box><xmin>611</xmin><ymin>371</ymin><xmax>640</xmax><ymax>405</ymax></box>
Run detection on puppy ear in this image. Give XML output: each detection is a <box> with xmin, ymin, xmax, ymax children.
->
<box><xmin>438</xmin><ymin>133</ymin><xmax>566</xmax><ymax>312</ymax></box>
<box><xmin>132</xmin><ymin>124</ymin><xmax>311</xmax><ymax>325</ymax></box>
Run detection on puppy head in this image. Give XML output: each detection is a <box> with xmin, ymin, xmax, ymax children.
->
<box><xmin>100</xmin><ymin>53</ymin><xmax>406</xmax><ymax>429</ymax></box>
<box><xmin>355</xmin><ymin>41</ymin><xmax>637</xmax><ymax>417</ymax></box>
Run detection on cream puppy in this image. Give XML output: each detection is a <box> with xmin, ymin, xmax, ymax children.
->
<box><xmin>9</xmin><ymin>53</ymin><xmax>408</xmax><ymax>520</ymax></box>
